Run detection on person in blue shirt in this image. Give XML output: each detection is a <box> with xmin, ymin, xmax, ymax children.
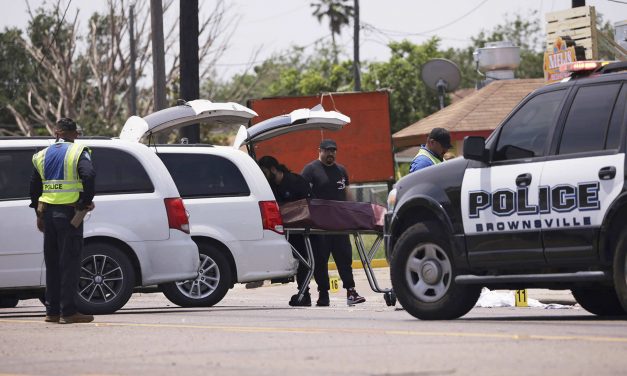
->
<box><xmin>409</xmin><ymin>127</ymin><xmax>453</xmax><ymax>173</ymax></box>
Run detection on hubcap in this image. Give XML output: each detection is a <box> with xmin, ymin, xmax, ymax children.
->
<box><xmin>421</xmin><ymin>260</ymin><xmax>441</xmax><ymax>285</ymax></box>
<box><xmin>79</xmin><ymin>254</ymin><xmax>124</xmax><ymax>304</ymax></box>
<box><xmin>176</xmin><ymin>254</ymin><xmax>220</xmax><ymax>299</ymax></box>
<box><xmin>404</xmin><ymin>243</ymin><xmax>452</xmax><ymax>303</ymax></box>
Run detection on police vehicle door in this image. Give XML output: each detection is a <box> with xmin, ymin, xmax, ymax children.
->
<box><xmin>540</xmin><ymin>82</ymin><xmax>626</xmax><ymax>265</ymax></box>
<box><xmin>461</xmin><ymin>89</ymin><xmax>568</xmax><ymax>269</ymax></box>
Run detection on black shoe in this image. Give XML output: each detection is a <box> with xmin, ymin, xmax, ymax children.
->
<box><xmin>59</xmin><ymin>312</ymin><xmax>94</xmax><ymax>324</ymax></box>
<box><xmin>44</xmin><ymin>314</ymin><xmax>60</xmax><ymax>323</ymax></box>
<box><xmin>289</xmin><ymin>291</ymin><xmax>311</xmax><ymax>307</ymax></box>
<box><xmin>347</xmin><ymin>287</ymin><xmax>366</xmax><ymax>306</ymax></box>
<box><xmin>316</xmin><ymin>291</ymin><xmax>330</xmax><ymax>307</ymax></box>
<box><xmin>245</xmin><ymin>280</ymin><xmax>264</xmax><ymax>289</ymax></box>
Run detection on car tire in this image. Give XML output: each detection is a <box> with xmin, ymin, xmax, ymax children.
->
<box><xmin>0</xmin><ymin>296</ymin><xmax>19</xmax><ymax>308</ymax></box>
<box><xmin>75</xmin><ymin>242</ymin><xmax>135</xmax><ymax>315</ymax></box>
<box><xmin>614</xmin><ymin>228</ymin><xmax>627</xmax><ymax>313</ymax></box>
<box><xmin>571</xmin><ymin>286</ymin><xmax>625</xmax><ymax>316</ymax></box>
<box><xmin>390</xmin><ymin>222</ymin><xmax>481</xmax><ymax>320</ymax></box>
<box><xmin>161</xmin><ymin>241</ymin><xmax>232</xmax><ymax>307</ymax></box>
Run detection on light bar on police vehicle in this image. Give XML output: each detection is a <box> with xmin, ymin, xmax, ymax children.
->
<box><xmin>559</xmin><ymin>60</ymin><xmax>612</xmax><ymax>73</ymax></box>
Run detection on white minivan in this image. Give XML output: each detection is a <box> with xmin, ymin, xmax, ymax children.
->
<box><xmin>117</xmin><ymin>101</ymin><xmax>350</xmax><ymax>307</ymax></box>
<box><xmin>0</xmin><ymin>137</ymin><xmax>200</xmax><ymax>314</ymax></box>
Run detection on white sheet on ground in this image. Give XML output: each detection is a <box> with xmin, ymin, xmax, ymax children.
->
<box><xmin>474</xmin><ymin>288</ymin><xmax>575</xmax><ymax>309</ymax></box>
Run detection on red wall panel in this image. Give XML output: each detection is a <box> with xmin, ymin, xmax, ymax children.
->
<box><xmin>248</xmin><ymin>91</ymin><xmax>394</xmax><ymax>184</ymax></box>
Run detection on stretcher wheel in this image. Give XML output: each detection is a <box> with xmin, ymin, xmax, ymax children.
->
<box><xmin>384</xmin><ymin>291</ymin><xmax>396</xmax><ymax>306</ymax></box>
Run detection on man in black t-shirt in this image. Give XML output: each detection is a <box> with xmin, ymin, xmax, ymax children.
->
<box><xmin>301</xmin><ymin>139</ymin><xmax>366</xmax><ymax>307</ymax></box>
<box><xmin>258</xmin><ymin>156</ymin><xmax>313</xmax><ymax>306</ymax></box>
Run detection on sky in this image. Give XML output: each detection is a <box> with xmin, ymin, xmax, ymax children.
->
<box><xmin>1</xmin><ymin>0</ymin><xmax>625</xmax><ymax>79</ymax></box>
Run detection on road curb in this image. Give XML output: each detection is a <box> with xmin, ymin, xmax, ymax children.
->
<box><xmin>328</xmin><ymin>259</ymin><xmax>389</xmax><ymax>270</ymax></box>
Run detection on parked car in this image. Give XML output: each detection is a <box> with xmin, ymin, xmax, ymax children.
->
<box><xmin>385</xmin><ymin>61</ymin><xmax>627</xmax><ymax>319</ymax></box>
<box><xmin>0</xmin><ymin>137</ymin><xmax>200</xmax><ymax>314</ymax></box>
<box><xmin>119</xmin><ymin>101</ymin><xmax>350</xmax><ymax>307</ymax></box>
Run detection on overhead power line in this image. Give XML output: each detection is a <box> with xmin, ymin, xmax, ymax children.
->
<box><xmin>362</xmin><ymin>0</ymin><xmax>489</xmax><ymax>38</ymax></box>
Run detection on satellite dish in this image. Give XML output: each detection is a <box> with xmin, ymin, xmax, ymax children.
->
<box><xmin>421</xmin><ymin>58</ymin><xmax>461</xmax><ymax>110</ymax></box>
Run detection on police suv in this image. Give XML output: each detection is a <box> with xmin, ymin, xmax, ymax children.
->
<box><xmin>385</xmin><ymin>61</ymin><xmax>627</xmax><ymax>320</ymax></box>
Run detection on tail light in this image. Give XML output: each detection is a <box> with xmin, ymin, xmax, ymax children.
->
<box><xmin>164</xmin><ymin>198</ymin><xmax>190</xmax><ymax>234</ymax></box>
<box><xmin>259</xmin><ymin>201</ymin><xmax>284</xmax><ymax>234</ymax></box>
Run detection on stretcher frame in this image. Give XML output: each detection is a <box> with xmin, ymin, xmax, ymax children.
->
<box><xmin>285</xmin><ymin>228</ymin><xmax>396</xmax><ymax>306</ymax></box>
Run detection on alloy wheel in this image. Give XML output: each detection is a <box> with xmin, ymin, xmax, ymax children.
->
<box><xmin>175</xmin><ymin>253</ymin><xmax>220</xmax><ymax>299</ymax></box>
<box><xmin>79</xmin><ymin>254</ymin><xmax>125</xmax><ymax>304</ymax></box>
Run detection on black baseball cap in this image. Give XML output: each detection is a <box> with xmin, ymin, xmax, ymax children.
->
<box><xmin>428</xmin><ymin>128</ymin><xmax>453</xmax><ymax>149</ymax></box>
<box><xmin>319</xmin><ymin>139</ymin><xmax>337</xmax><ymax>150</ymax></box>
<box><xmin>56</xmin><ymin>118</ymin><xmax>78</xmax><ymax>132</ymax></box>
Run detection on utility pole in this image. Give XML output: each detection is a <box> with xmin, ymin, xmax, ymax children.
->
<box><xmin>180</xmin><ymin>0</ymin><xmax>200</xmax><ymax>143</ymax></box>
<box><xmin>353</xmin><ymin>0</ymin><xmax>361</xmax><ymax>91</ymax></box>
<box><xmin>572</xmin><ymin>0</ymin><xmax>585</xmax><ymax>7</ymax></box>
<box><xmin>129</xmin><ymin>4</ymin><xmax>137</xmax><ymax>115</ymax></box>
<box><xmin>150</xmin><ymin>0</ymin><xmax>168</xmax><ymax>142</ymax></box>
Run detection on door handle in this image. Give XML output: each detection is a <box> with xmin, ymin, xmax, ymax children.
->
<box><xmin>599</xmin><ymin>166</ymin><xmax>616</xmax><ymax>180</ymax></box>
<box><xmin>515</xmin><ymin>173</ymin><xmax>532</xmax><ymax>187</ymax></box>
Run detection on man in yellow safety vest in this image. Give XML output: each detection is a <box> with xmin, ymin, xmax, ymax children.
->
<box><xmin>30</xmin><ymin>118</ymin><xmax>96</xmax><ymax>324</ymax></box>
<box><xmin>409</xmin><ymin>128</ymin><xmax>453</xmax><ymax>173</ymax></box>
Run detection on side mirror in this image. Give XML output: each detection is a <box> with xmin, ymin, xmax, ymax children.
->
<box><xmin>463</xmin><ymin>136</ymin><xmax>488</xmax><ymax>163</ymax></box>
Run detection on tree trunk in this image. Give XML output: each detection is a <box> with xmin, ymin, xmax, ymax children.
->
<box><xmin>353</xmin><ymin>0</ymin><xmax>361</xmax><ymax>91</ymax></box>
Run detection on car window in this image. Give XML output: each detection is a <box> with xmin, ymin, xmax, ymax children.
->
<box><xmin>558</xmin><ymin>83</ymin><xmax>622</xmax><ymax>155</ymax></box>
<box><xmin>158</xmin><ymin>153</ymin><xmax>250</xmax><ymax>198</ymax></box>
<box><xmin>0</xmin><ymin>149</ymin><xmax>38</xmax><ymax>200</ymax></box>
<box><xmin>605</xmin><ymin>84</ymin><xmax>627</xmax><ymax>150</ymax></box>
<box><xmin>493</xmin><ymin>89</ymin><xmax>567</xmax><ymax>162</ymax></box>
<box><xmin>91</xmin><ymin>147</ymin><xmax>154</xmax><ymax>195</ymax></box>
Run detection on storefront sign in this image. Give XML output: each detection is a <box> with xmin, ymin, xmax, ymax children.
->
<box><xmin>544</xmin><ymin>36</ymin><xmax>577</xmax><ymax>83</ymax></box>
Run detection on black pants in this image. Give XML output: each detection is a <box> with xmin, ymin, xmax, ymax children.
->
<box><xmin>43</xmin><ymin>205</ymin><xmax>84</xmax><ymax>316</ymax></box>
<box><xmin>312</xmin><ymin>234</ymin><xmax>355</xmax><ymax>292</ymax></box>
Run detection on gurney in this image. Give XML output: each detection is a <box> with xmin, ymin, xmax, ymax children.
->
<box><xmin>280</xmin><ymin>199</ymin><xmax>396</xmax><ymax>307</ymax></box>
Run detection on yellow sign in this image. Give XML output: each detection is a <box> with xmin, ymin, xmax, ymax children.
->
<box><xmin>515</xmin><ymin>289</ymin><xmax>528</xmax><ymax>307</ymax></box>
<box><xmin>329</xmin><ymin>277</ymin><xmax>340</xmax><ymax>293</ymax></box>
<box><xmin>544</xmin><ymin>36</ymin><xmax>577</xmax><ymax>83</ymax></box>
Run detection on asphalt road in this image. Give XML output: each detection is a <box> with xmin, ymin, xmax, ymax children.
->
<box><xmin>1</xmin><ymin>268</ymin><xmax>626</xmax><ymax>376</ymax></box>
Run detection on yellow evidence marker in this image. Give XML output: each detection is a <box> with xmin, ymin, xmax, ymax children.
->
<box><xmin>329</xmin><ymin>276</ymin><xmax>340</xmax><ymax>293</ymax></box>
<box><xmin>515</xmin><ymin>289</ymin><xmax>528</xmax><ymax>307</ymax></box>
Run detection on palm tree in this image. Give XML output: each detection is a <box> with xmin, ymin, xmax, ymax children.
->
<box><xmin>311</xmin><ymin>0</ymin><xmax>354</xmax><ymax>64</ymax></box>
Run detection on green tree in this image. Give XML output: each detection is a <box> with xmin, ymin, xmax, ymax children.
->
<box><xmin>0</xmin><ymin>28</ymin><xmax>34</xmax><ymax>135</ymax></box>
<box><xmin>205</xmin><ymin>42</ymin><xmax>354</xmax><ymax>103</ymax></box>
<box><xmin>311</xmin><ymin>0</ymin><xmax>354</xmax><ymax>63</ymax></box>
<box><xmin>362</xmin><ymin>38</ymin><xmax>443</xmax><ymax>133</ymax></box>
<box><xmin>5</xmin><ymin>0</ymin><xmax>234</xmax><ymax>137</ymax></box>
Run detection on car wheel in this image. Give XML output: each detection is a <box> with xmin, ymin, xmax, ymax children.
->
<box><xmin>390</xmin><ymin>222</ymin><xmax>481</xmax><ymax>320</ymax></box>
<box><xmin>571</xmin><ymin>286</ymin><xmax>625</xmax><ymax>316</ymax></box>
<box><xmin>75</xmin><ymin>242</ymin><xmax>135</xmax><ymax>315</ymax></box>
<box><xmin>614</xmin><ymin>228</ymin><xmax>627</xmax><ymax>313</ymax></box>
<box><xmin>161</xmin><ymin>242</ymin><xmax>231</xmax><ymax>307</ymax></box>
<box><xmin>0</xmin><ymin>296</ymin><xmax>19</xmax><ymax>308</ymax></box>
